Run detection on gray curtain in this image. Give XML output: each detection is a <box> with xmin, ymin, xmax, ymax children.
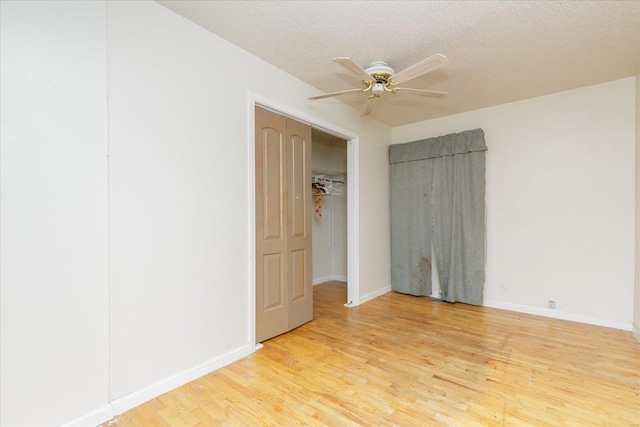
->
<box><xmin>390</xmin><ymin>129</ymin><xmax>487</xmax><ymax>305</ymax></box>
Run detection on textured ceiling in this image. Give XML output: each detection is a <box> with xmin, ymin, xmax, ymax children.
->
<box><xmin>157</xmin><ymin>1</ymin><xmax>640</xmax><ymax>127</ymax></box>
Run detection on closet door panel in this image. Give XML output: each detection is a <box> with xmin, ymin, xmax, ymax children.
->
<box><xmin>290</xmin><ymin>249</ymin><xmax>306</xmax><ymax>302</ymax></box>
<box><xmin>255</xmin><ymin>108</ymin><xmax>288</xmax><ymax>342</ymax></box>
<box><xmin>286</xmin><ymin>118</ymin><xmax>313</xmax><ymax>330</ymax></box>
<box><xmin>289</xmin><ymin>134</ymin><xmax>306</xmax><ymax>238</ymax></box>
<box><xmin>262</xmin><ymin>129</ymin><xmax>284</xmax><ymax>240</ymax></box>
<box><xmin>262</xmin><ymin>253</ymin><xmax>285</xmax><ymax>310</ymax></box>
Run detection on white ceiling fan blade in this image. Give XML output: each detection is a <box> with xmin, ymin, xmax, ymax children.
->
<box><xmin>308</xmin><ymin>88</ymin><xmax>365</xmax><ymax>100</ymax></box>
<box><xmin>362</xmin><ymin>95</ymin><xmax>379</xmax><ymax>116</ymax></box>
<box><xmin>333</xmin><ymin>57</ymin><xmax>373</xmax><ymax>80</ymax></box>
<box><xmin>390</xmin><ymin>53</ymin><xmax>448</xmax><ymax>85</ymax></box>
<box><xmin>393</xmin><ymin>87</ymin><xmax>448</xmax><ymax>98</ymax></box>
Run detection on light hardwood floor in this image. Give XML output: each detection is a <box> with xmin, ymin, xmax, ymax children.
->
<box><xmin>105</xmin><ymin>281</ymin><xmax>640</xmax><ymax>426</ymax></box>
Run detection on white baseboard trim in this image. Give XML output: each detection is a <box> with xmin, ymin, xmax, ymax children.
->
<box><xmin>58</xmin><ymin>404</ymin><xmax>113</xmax><ymax>427</ymax></box>
<box><xmin>313</xmin><ymin>274</ymin><xmax>348</xmax><ymax>285</ymax></box>
<box><xmin>359</xmin><ymin>285</ymin><xmax>391</xmax><ymax>305</ymax></box>
<box><xmin>110</xmin><ymin>344</ymin><xmax>253</xmax><ymax>416</ymax></box>
<box><xmin>484</xmin><ymin>300</ymin><xmax>632</xmax><ymax>331</ymax></box>
<box><xmin>313</xmin><ymin>275</ymin><xmax>333</xmax><ymax>285</ymax></box>
<box><xmin>633</xmin><ymin>322</ymin><xmax>640</xmax><ymax>342</ymax></box>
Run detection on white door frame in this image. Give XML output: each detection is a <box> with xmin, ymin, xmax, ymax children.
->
<box><xmin>247</xmin><ymin>92</ymin><xmax>360</xmax><ymax>349</ymax></box>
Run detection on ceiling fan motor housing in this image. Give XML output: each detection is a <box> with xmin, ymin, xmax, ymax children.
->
<box><xmin>365</xmin><ymin>61</ymin><xmax>395</xmax><ymax>78</ymax></box>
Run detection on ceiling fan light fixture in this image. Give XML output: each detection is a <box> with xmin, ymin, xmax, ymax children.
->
<box><xmin>372</xmin><ymin>82</ymin><xmax>385</xmax><ymax>95</ymax></box>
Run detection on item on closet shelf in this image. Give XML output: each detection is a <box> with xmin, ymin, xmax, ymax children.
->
<box><xmin>315</xmin><ymin>195</ymin><xmax>323</xmax><ymax>219</ymax></box>
<box><xmin>312</xmin><ymin>181</ymin><xmax>328</xmax><ymax>195</ymax></box>
<box><xmin>311</xmin><ymin>175</ymin><xmax>343</xmax><ymax>197</ymax></box>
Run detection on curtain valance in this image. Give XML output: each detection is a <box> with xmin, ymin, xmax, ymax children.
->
<box><xmin>389</xmin><ymin>128</ymin><xmax>487</xmax><ymax>164</ymax></box>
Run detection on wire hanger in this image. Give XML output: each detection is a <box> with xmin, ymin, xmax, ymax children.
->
<box><xmin>312</xmin><ymin>175</ymin><xmax>343</xmax><ymax>196</ymax></box>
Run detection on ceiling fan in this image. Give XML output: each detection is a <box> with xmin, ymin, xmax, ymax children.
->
<box><xmin>309</xmin><ymin>54</ymin><xmax>449</xmax><ymax>116</ymax></box>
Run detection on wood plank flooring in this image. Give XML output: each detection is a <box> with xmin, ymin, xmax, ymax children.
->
<box><xmin>106</xmin><ymin>281</ymin><xmax>640</xmax><ymax>426</ymax></box>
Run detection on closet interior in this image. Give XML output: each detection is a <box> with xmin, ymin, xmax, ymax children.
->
<box><xmin>311</xmin><ymin>129</ymin><xmax>347</xmax><ymax>287</ymax></box>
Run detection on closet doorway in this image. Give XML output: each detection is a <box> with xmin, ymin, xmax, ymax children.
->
<box><xmin>250</xmin><ymin>94</ymin><xmax>360</xmax><ymax>348</ymax></box>
<box><xmin>311</xmin><ymin>130</ymin><xmax>348</xmax><ymax>303</ymax></box>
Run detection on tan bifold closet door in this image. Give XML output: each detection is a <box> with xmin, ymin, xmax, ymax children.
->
<box><xmin>255</xmin><ymin>107</ymin><xmax>312</xmax><ymax>343</ymax></box>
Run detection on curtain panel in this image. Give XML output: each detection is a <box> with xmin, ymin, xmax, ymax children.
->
<box><xmin>390</xmin><ymin>129</ymin><xmax>487</xmax><ymax>305</ymax></box>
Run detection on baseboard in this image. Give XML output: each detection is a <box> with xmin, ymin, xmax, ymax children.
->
<box><xmin>58</xmin><ymin>404</ymin><xmax>113</xmax><ymax>427</ymax></box>
<box><xmin>359</xmin><ymin>285</ymin><xmax>391</xmax><ymax>305</ymax></box>
<box><xmin>313</xmin><ymin>275</ymin><xmax>333</xmax><ymax>285</ymax></box>
<box><xmin>313</xmin><ymin>274</ymin><xmax>347</xmax><ymax>285</ymax></box>
<box><xmin>633</xmin><ymin>322</ymin><xmax>640</xmax><ymax>342</ymax></box>
<box><xmin>484</xmin><ymin>300</ymin><xmax>632</xmax><ymax>331</ymax></box>
<box><xmin>110</xmin><ymin>344</ymin><xmax>253</xmax><ymax>416</ymax></box>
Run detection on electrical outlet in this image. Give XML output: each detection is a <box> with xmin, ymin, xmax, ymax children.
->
<box><xmin>500</xmin><ymin>282</ymin><xmax>508</xmax><ymax>292</ymax></box>
<box><xmin>548</xmin><ymin>300</ymin><xmax>556</xmax><ymax>309</ymax></box>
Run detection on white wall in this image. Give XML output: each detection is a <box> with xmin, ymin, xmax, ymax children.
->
<box><xmin>108</xmin><ymin>0</ymin><xmax>390</xmax><ymax>403</ymax></box>
<box><xmin>107</xmin><ymin>1</ymin><xmax>391</xmax><ymax>402</ymax></box>
<box><xmin>634</xmin><ymin>74</ymin><xmax>640</xmax><ymax>340</ymax></box>
<box><xmin>1</xmin><ymin>1</ymin><xmax>392</xmax><ymax>425</ymax></box>
<box><xmin>0</xmin><ymin>2</ymin><xmax>110</xmax><ymax>426</ymax></box>
<box><xmin>331</xmin><ymin>185</ymin><xmax>348</xmax><ymax>280</ymax></box>
<box><xmin>393</xmin><ymin>78</ymin><xmax>636</xmax><ymax>329</ymax></box>
<box><xmin>312</xmin><ymin>139</ymin><xmax>348</xmax><ymax>284</ymax></box>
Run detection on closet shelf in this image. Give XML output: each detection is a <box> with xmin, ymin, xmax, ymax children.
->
<box><xmin>312</xmin><ymin>167</ymin><xmax>346</xmax><ymax>179</ymax></box>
